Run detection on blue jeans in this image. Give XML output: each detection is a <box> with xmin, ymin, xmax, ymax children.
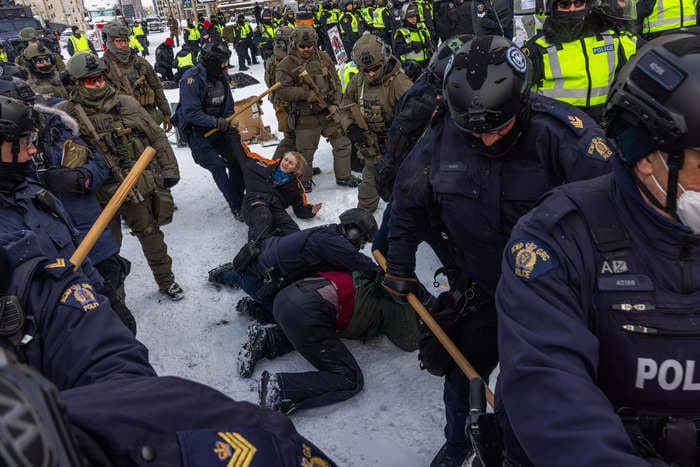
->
<box><xmin>189</xmin><ymin>131</ymin><xmax>245</xmax><ymax>212</ymax></box>
<box><xmin>220</xmin><ymin>269</ymin><xmax>275</xmax><ymax>323</ymax></box>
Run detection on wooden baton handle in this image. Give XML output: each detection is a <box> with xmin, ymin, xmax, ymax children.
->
<box><xmin>204</xmin><ymin>82</ymin><xmax>282</xmax><ymax>138</ymax></box>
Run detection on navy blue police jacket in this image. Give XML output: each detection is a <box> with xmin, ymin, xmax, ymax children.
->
<box><xmin>259</xmin><ymin>224</ymin><xmax>380</xmax><ymax>280</ymax></box>
<box><xmin>35</xmin><ymin>101</ymin><xmax>118</xmax><ymax>266</ymax></box>
<box><xmin>1</xmin><ymin>230</ymin><xmax>155</xmax><ymax>391</ymax></box>
<box><xmin>174</xmin><ymin>65</ymin><xmax>234</xmax><ymax>138</ymax></box>
<box><xmin>60</xmin><ymin>375</ymin><xmax>336</xmax><ymax>467</ymax></box>
<box><xmin>496</xmin><ymin>159</ymin><xmax>700</xmax><ymax>465</ymax></box>
<box><xmin>0</xmin><ymin>178</ymin><xmax>104</xmax><ymax>289</ymax></box>
<box><xmin>387</xmin><ymin>94</ymin><xmax>614</xmax><ymax>293</ymax></box>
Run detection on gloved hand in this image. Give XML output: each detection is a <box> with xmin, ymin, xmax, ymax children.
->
<box><xmin>382</xmin><ymin>270</ymin><xmax>419</xmax><ymax>304</ymax></box>
<box><xmin>228</xmin><ymin>118</ymin><xmax>240</xmax><ymax>129</ymax></box>
<box><xmin>216</xmin><ymin>117</ymin><xmax>229</xmax><ymax>132</ymax></box>
<box><xmin>306</xmin><ymin>90</ymin><xmax>319</xmax><ymax>103</ymax></box>
<box><xmin>346</xmin><ymin>124</ymin><xmax>367</xmax><ymax>146</ymax></box>
<box><xmin>162</xmin><ymin>115</ymin><xmax>173</xmax><ymax>132</ymax></box>
<box><xmin>42</xmin><ymin>167</ymin><xmax>90</xmax><ymax>194</ymax></box>
<box><xmin>162</xmin><ymin>177</ymin><xmax>179</xmax><ymax>188</ymax></box>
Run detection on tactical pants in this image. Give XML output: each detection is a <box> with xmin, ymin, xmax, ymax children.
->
<box><xmin>189</xmin><ymin>131</ymin><xmax>245</xmax><ymax>213</ymax></box>
<box><xmin>244</xmin><ymin>199</ymin><xmax>300</xmax><ymax>241</ymax></box>
<box><xmin>108</xmin><ymin>196</ymin><xmax>175</xmax><ymax>291</ymax></box>
<box><xmin>295</xmin><ymin>114</ymin><xmax>351</xmax><ymax>182</ymax></box>
<box><xmin>244</xmin><ymin>39</ymin><xmax>258</xmax><ymax>64</ymax></box>
<box><xmin>272</xmin><ymin>131</ymin><xmax>297</xmax><ymax>160</ymax></box>
<box><xmin>219</xmin><ymin>269</ymin><xmax>275</xmax><ymax>323</ymax></box>
<box><xmin>136</xmin><ymin>36</ymin><xmax>149</xmax><ymax>56</ymax></box>
<box><xmin>169</xmin><ymin>30</ymin><xmax>180</xmax><ymax>46</ymax></box>
<box><xmin>358</xmin><ymin>157</ymin><xmax>380</xmax><ymax>213</ymax></box>
<box><xmin>234</xmin><ymin>43</ymin><xmax>249</xmax><ymax>69</ymax></box>
<box><xmin>272</xmin><ymin>278</ymin><xmax>364</xmax><ymax>412</ymax></box>
<box><xmin>155</xmin><ymin>64</ymin><xmax>174</xmax><ymax>81</ymax></box>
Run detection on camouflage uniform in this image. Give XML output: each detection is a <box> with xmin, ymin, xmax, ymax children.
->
<box><xmin>22</xmin><ymin>43</ymin><xmax>67</xmax><ymax>99</ymax></box>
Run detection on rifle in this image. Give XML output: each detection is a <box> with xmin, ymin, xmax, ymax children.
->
<box><xmin>346</xmin><ymin>102</ymin><xmax>380</xmax><ymax>160</ymax></box>
<box><xmin>70</xmin><ymin>102</ymin><xmax>144</xmax><ymax>204</ymax></box>
<box><xmin>297</xmin><ymin>68</ymin><xmax>342</xmax><ymax>123</ymax></box>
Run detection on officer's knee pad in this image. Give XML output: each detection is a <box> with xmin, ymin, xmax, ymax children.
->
<box><xmin>132</xmin><ymin>224</ymin><xmax>157</xmax><ymax>238</ymax></box>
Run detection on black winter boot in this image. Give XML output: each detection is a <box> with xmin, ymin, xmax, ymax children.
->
<box><xmin>430</xmin><ymin>442</ymin><xmax>472</xmax><ymax>467</ymax></box>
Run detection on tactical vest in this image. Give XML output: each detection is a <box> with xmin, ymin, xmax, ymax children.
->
<box><xmin>395</xmin><ymin>25</ymin><xmax>432</xmax><ymax>63</ymax></box>
<box><xmin>185</xmin><ymin>27</ymin><xmax>201</xmax><ymax>41</ymax></box>
<box><xmin>28</xmin><ymin>73</ymin><xmax>67</xmax><ymax>99</ymax></box>
<box><xmin>643</xmin><ymin>0</ymin><xmax>697</xmax><ymax>35</ymax></box>
<box><xmin>561</xmin><ymin>176</ymin><xmax>700</xmax><ymax>463</ymax></box>
<box><xmin>177</xmin><ymin>52</ymin><xmax>194</xmax><ymax>69</ymax></box>
<box><xmin>338</xmin><ymin>61</ymin><xmax>359</xmax><ymax>94</ymax></box>
<box><xmin>110</xmin><ymin>58</ymin><xmax>155</xmax><ymax>109</ymax></box>
<box><xmin>84</xmin><ymin>104</ymin><xmax>147</xmax><ymax>171</ymax></box>
<box><xmin>204</xmin><ymin>78</ymin><xmax>227</xmax><ymax>117</ymax></box>
<box><xmin>133</xmin><ymin>24</ymin><xmax>145</xmax><ymax>36</ymax></box>
<box><xmin>534</xmin><ymin>31</ymin><xmax>637</xmax><ymax>109</ymax></box>
<box><xmin>68</xmin><ymin>34</ymin><xmax>91</xmax><ymax>53</ymax></box>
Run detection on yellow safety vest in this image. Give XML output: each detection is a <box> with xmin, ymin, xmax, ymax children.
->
<box><xmin>339</xmin><ymin>11</ymin><xmax>360</xmax><ymax>34</ymax></box>
<box><xmin>129</xmin><ymin>34</ymin><xmax>144</xmax><ymax>51</ymax></box>
<box><xmin>373</xmin><ymin>7</ymin><xmax>387</xmax><ymax>28</ymax></box>
<box><xmin>177</xmin><ymin>52</ymin><xmax>194</xmax><ymax>69</ymax></box>
<box><xmin>185</xmin><ymin>27</ymin><xmax>200</xmax><ymax>41</ymax></box>
<box><xmin>394</xmin><ymin>25</ymin><xmax>431</xmax><ymax>63</ymax></box>
<box><xmin>132</xmin><ymin>24</ymin><xmax>145</xmax><ymax>37</ymax></box>
<box><xmin>535</xmin><ymin>31</ymin><xmax>637</xmax><ymax>109</ymax></box>
<box><xmin>238</xmin><ymin>22</ymin><xmax>253</xmax><ymax>39</ymax></box>
<box><xmin>0</xmin><ymin>50</ymin><xmax>7</xmax><ymax>62</ymax></box>
<box><xmin>338</xmin><ymin>60</ymin><xmax>359</xmax><ymax>93</ymax></box>
<box><xmin>360</xmin><ymin>7</ymin><xmax>374</xmax><ymax>27</ymax></box>
<box><xmin>68</xmin><ymin>34</ymin><xmax>91</xmax><ymax>53</ymax></box>
<box><xmin>327</xmin><ymin>8</ymin><xmax>341</xmax><ymax>25</ymax></box>
<box><xmin>259</xmin><ymin>23</ymin><xmax>275</xmax><ymax>41</ymax></box>
<box><xmin>216</xmin><ymin>24</ymin><xmax>224</xmax><ymax>35</ymax></box>
<box><xmin>415</xmin><ymin>0</ymin><xmax>432</xmax><ymax>24</ymax></box>
<box><xmin>643</xmin><ymin>0</ymin><xmax>697</xmax><ymax>35</ymax></box>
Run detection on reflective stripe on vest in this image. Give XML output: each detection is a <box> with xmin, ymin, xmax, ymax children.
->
<box><xmin>216</xmin><ymin>24</ymin><xmax>224</xmax><ymax>35</ymax></box>
<box><xmin>0</xmin><ymin>50</ymin><xmax>7</xmax><ymax>62</ymax></box>
<box><xmin>395</xmin><ymin>27</ymin><xmax>430</xmax><ymax>62</ymax></box>
<box><xmin>129</xmin><ymin>35</ymin><xmax>144</xmax><ymax>51</ymax></box>
<box><xmin>327</xmin><ymin>9</ymin><xmax>341</xmax><ymax>24</ymax></box>
<box><xmin>177</xmin><ymin>52</ymin><xmax>194</xmax><ymax>69</ymax></box>
<box><xmin>340</xmin><ymin>12</ymin><xmax>360</xmax><ymax>33</ymax></box>
<box><xmin>133</xmin><ymin>24</ymin><xmax>145</xmax><ymax>36</ymax></box>
<box><xmin>68</xmin><ymin>34</ymin><xmax>91</xmax><ymax>52</ymax></box>
<box><xmin>536</xmin><ymin>32</ymin><xmax>631</xmax><ymax>108</ymax></box>
<box><xmin>260</xmin><ymin>23</ymin><xmax>275</xmax><ymax>40</ymax></box>
<box><xmin>373</xmin><ymin>7</ymin><xmax>387</xmax><ymax>28</ymax></box>
<box><xmin>361</xmin><ymin>7</ymin><xmax>374</xmax><ymax>26</ymax></box>
<box><xmin>644</xmin><ymin>0</ymin><xmax>697</xmax><ymax>34</ymax></box>
<box><xmin>186</xmin><ymin>27</ymin><xmax>200</xmax><ymax>41</ymax></box>
<box><xmin>239</xmin><ymin>22</ymin><xmax>253</xmax><ymax>38</ymax></box>
<box><xmin>338</xmin><ymin>61</ymin><xmax>359</xmax><ymax>93</ymax></box>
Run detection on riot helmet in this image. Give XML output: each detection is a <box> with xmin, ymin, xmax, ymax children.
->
<box><xmin>606</xmin><ymin>32</ymin><xmax>700</xmax><ymax>216</ymax></box>
<box><xmin>0</xmin><ymin>77</ymin><xmax>36</xmax><ymax>105</ymax></box>
<box><xmin>400</xmin><ymin>3</ymin><xmax>418</xmax><ymax>21</ymax></box>
<box><xmin>0</xmin><ymin>96</ymin><xmax>37</xmax><ymax>165</ymax></box>
<box><xmin>339</xmin><ymin>208</ymin><xmax>378</xmax><ymax>248</ymax></box>
<box><xmin>22</xmin><ymin>43</ymin><xmax>55</xmax><ymax>76</ymax></box>
<box><xmin>443</xmin><ymin>35</ymin><xmax>532</xmax><ymax>156</ymax></box>
<box><xmin>426</xmin><ymin>34</ymin><xmax>472</xmax><ymax>90</ymax></box>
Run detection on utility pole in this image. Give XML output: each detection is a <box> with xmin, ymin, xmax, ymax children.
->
<box><xmin>191</xmin><ymin>0</ymin><xmax>198</xmax><ymax>22</ymax></box>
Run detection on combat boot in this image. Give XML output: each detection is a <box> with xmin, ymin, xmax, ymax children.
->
<box><xmin>336</xmin><ymin>174</ymin><xmax>362</xmax><ymax>187</ymax></box>
<box><xmin>162</xmin><ymin>282</ymin><xmax>184</xmax><ymax>301</ymax></box>
<box><xmin>236</xmin><ymin>296</ymin><xmax>260</xmax><ymax>319</ymax></box>
<box><xmin>430</xmin><ymin>442</ymin><xmax>473</xmax><ymax>467</ymax></box>
<box><xmin>238</xmin><ymin>322</ymin><xmax>273</xmax><ymax>378</ymax></box>
<box><xmin>207</xmin><ymin>262</ymin><xmax>239</xmax><ymax>287</ymax></box>
<box><xmin>258</xmin><ymin>370</ymin><xmax>284</xmax><ymax>410</ymax></box>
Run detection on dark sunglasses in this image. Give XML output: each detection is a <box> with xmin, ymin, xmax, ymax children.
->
<box><xmin>33</xmin><ymin>56</ymin><xmax>53</xmax><ymax>65</ymax></box>
<box><xmin>557</xmin><ymin>0</ymin><xmax>586</xmax><ymax>8</ymax></box>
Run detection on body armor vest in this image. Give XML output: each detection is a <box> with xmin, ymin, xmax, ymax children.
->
<box><xmin>204</xmin><ymin>78</ymin><xmax>227</xmax><ymax>117</ymax></box>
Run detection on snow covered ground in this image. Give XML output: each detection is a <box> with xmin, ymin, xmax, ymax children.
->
<box><xmin>117</xmin><ymin>30</ymin><xmax>459</xmax><ymax>466</ymax></box>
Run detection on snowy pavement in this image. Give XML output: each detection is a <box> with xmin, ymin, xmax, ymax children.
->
<box><xmin>113</xmin><ymin>30</ymin><xmax>456</xmax><ymax>466</ymax></box>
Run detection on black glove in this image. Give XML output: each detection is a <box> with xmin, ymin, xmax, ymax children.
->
<box><xmin>216</xmin><ymin>117</ymin><xmax>229</xmax><ymax>132</ymax></box>
<box><xmin>418</xmin><ymin>291</ymin><xmax>461</xmax><ymax>376</ymax></box>
<box><xmin>346</xmin><ymin>124</ymin><xmax>367</xmax><ymax>146</ymax></box>
<box><xmin>382</xmin><ymin>270</ymin><xmax>419</xmax><ymax>304</ymax></box>
<box><xmin>42</xmin><ymin>167</ymin><xmax>90</xmax><ymax>194</ymax></box>
<box><xmin>162</xmin><ymin>177</ymin><xmax>179</xmax><ymax>188</ymax></box>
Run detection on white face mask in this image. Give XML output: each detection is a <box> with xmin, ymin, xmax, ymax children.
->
<box><xmin>650</xmin><ymin>151</ymin><xmax>700</xmax><ymax>234</ymax></box>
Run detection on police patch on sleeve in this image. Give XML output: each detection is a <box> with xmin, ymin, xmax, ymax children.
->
<box><xmin>506</xmin><ymin>46</ymin><xmax>528</xmax><ymax>74</ymax></box>
<box><xmin>507</xmin><ymin>239</ymin><xmax>559</xmax><ymax>281</ymax></box>
<box><xmin>585</xmin><ymin>136</ymin><xmax>614</xmax><ymax>161</ymax></box>
<box><xmin>59</xmin><ymin>283</ymin><xmax>100</xmax><ymax>312</ymax></box>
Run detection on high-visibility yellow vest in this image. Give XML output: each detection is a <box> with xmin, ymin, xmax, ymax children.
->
<box><xmin>535</xmin><ymin>31</ymin><xmax>637</xmax><ymax>108</ymax></box>
<box><xmin>0</xmin><ymin>50</ymin><xmax>7</xmax><ymax>62</ymax></box>
<box><xmin>394</xmin><ymin>25</ymin><xmax>431</xmax><ymax>63</ymax></box>
<box><xmin>68</xmin><ymin>34</ymin><xmax>91</xmax><ymax>53</ymax></box>
<box><xmin>373</xmin><ymin>6</ymin><xmax>387</xmax><ymax>28</ymax></box>
<box><xmin>132</xmin><ymin>24</ymin><xmax>145</xmax><ymax>37</ymax></box>
<box><xmin>327</xmin><ymin>8</ymin><xmax>341</xmax><ymax>25</ymax></box>
<box><xmin>177</xmin><ymin>52</ymin><xmax>194</xmax><ymax>69</ymax></box>
<box><xmin>129</xmin><ymin>34</ymin><xmax>144</xmax><ymax>51</ymax></box>
<box><xmin>360</xmin><ymin>7</ymin><xmax>374</xmax><ymax>27</ymax></box>
<box><xmin>238</xmin><ymin>22</ymin><xmax>253</xmax><ymax>39</ymax></box>
<box><xmin>339</xmin><ymin>11</ymin><xmax>360</xmax><ymax>34</ymax></box>
<box><xmin>337</xmin><ymin>60</ymin><xmax>359</xmax><ymax>93</ymax></box>
<box><xmin>415</xmin><ymin>0</ymin><xmax>432</xmax><ymax>24</ymax></box>
<box><xmin>185</xmin><ymin>27</ymin><xmax>200</xmax><ymax>41</ymax></box>
<box><xmin>643</xmin><ymin>0</ymin><xmax>697</xmax><ymax>35</ymax></box>
<box><xmin>259</xmin><ymin>23</ymin><xmax>275</xmax><ymax>41</ymax></box>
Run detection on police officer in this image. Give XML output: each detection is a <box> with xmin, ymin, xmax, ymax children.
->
<box><xmin>59</xmin><ymin>53</ymin><xmax>184</xmax><ymax>301</ymax></box>
<box><xmin>209</xmin><ymin>208</ymin><xmax>380</xmax><ymax>323</ymax></box>
<box><xmin>275</xmin><ymin>24</ymin><xmax>360</xmax><ymax>190</ymax></box>
<box><xmin>522</xmin><ymin>0</ymin><xmax>638</xmax><ymax>124</ymax></box>
<box><xmin>372</xmin><ymin>0</ymin><xmax>393</xmax><ymax>42</ymax></box>
<box><xmin>16</xmin><ymin>27</ymin><xmax>65</xmax><ymax>72</ymax></box>
<box><xmin>132</xmin><ymin>19</ymin><xmax>149</xmax><ymax>56</ymax></box>
<box><xmin>496</xmin><ymin>32</ymin><xmax>700</xmax><ymax>466</ymax></box>
<box><xmin>155</xmin><ymin>37</ymin><xmax>176</xmax><ymax>81</ymax></box>
<box><xmin>174</xmin><ymin>42</ymin><xmax>247</xmax><ymax>220</ymax></box>
<box><xmin>381</xmin><ymin>35</ymin><xmax>614</xmax><ymax>466</ymax></box>
<box><xmin>102</xmin><ymin>21</ymin><xmax>173</xmax><ymax>133</ymax></box>
<box><xmin>472</xmin><ymin>0</ymin><xmax>514</xmax><ymax>38</ymax></box>
<box><xmin>184</xmin><ymin>17</ymin><xmax>201</xmax><ymax>49</ymax></box>
<box><xmin>21</xmin><ymin>42</ymin><xmax>67</xmax><ymax>99</ymax></box>
<box><xmin>66</xmin><ymin>25</ymin><xmax>97</xmax><ymax>56</ymax></box>
<box><xmin>234</xmin><ymin>14</ymin><xmax>256</xmax><ymax>70</ymax></box>
<box><xmin>638</xmin><ymin>0</ymin><xmax>696</xmax><ymax>39</ymax></box>
<box><xmin>175</xmin><ymin>42</ymin><xmax>199</xmax><ymax>82</ymax></box>
<box><xmin>338</xmin><ymin>0</ymin><xmax>365</xmax><ymax>54</ymax></box>
<box><xmin>340</xmin><ymin>33</ymin><xmax>412</xmax><ymax>213</ymax></box>
<box><xmin>257</xmin><ymin>8</ymin><xmax>277</xmax><ymax>60</ymax></box>
<box><xmin>392</xmin><ymin>3</ymin><xmax>433</xmax><ymax>80</ymax></box>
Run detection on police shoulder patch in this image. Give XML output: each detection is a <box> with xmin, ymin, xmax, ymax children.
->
<box><xmin>544</xmin><ymin>103</ymin><xmax>586</xmax><ymax>137</ymax></box>
<box><xmin>507</xmin><ymin>239</ymin><xmax>559</xmax><ymax>281</ymax></box>
<box><xmin>584</xmin><ymin>136</ymin><xmax>614</xmax><ymax>161</ymax></box>
<box><xmin>41</xmin><ymin>257</ymin><xmax>73</xmax><ymax>279</ymax></box>
<box><xmin>186</xmin><ymin>77</ymin><xmax>194</xmax><ymax>85</ymax></box>
<box><xmin>59</xmin><ymin>283</ymin><xmax>100</xmax><ymax>312</ymax></box>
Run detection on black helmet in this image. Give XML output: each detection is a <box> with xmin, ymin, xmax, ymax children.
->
<box><xmin>201</xmin><ymin>42</ymin><xmax>232</xmax><ymax>63</ymax></box>
<box><xmin>443</xmin><ymin>35</ymin><xmax>532</xmax><ymax>134</ymax></box>
<box><xmin>427</xmin><ymin>34</ymin><xmax>472</xmax><ymax>89</ymax></box>
<box><xmin>0</xmin><ymin>96</ymin><xmax>37</xmax><ymax>163</ymax></box>
<box><xmin>339</xmin><ymin>208</ymin><xmax>378</xmax><ymax>248</ymax></box>
<box><xmin>0</xmin><ymin>77</ymin><xmax>35</xmax><ymax>104</ymax></box>
<box><xmin>400</xmin><ymin>3</ymin><xmax>418</xmax><ymax>20</ymax></box>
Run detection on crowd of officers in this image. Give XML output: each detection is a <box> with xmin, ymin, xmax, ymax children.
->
<box><xmin>0</xmin><ymin>0</ymin><xmax>700</xmax><ymax>462</ymax></box>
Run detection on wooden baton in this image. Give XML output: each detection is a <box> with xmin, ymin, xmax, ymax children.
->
<box><xmin>204</xmin><ymin>82</ymin><xmax>282</xmax><ymax>138</ymax></box>
<box><xmin>372</xmin><ymin>249</ymin><xmax>495</xmax><ymax>408</ymax></box>
<box><xmin>69</xmin><ymin>146</ymin><xmax>157</xmax><ymax>271</ymax></box>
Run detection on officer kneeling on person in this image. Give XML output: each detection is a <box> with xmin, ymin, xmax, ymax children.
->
<box><xmin>496</xmin><ymin>31</ymin><xmax>700</xmax><ymax>466</ymax></box>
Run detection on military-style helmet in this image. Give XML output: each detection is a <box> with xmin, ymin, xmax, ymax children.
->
<box><xmin>607</xmin><ymin>32</ymin><xmax>700</xmax><ymax>166</ymax></box>
<box><xmin>352</xmin><ymin>32</ymin><xmax>391</xmax><ymax>72</ymax></box>
<box><xmin>427</xmin><ymin>34</ymin><xmax>472</xmax><ymax>88</ymax></box>
<box><xmin>443</xmin><ymin>35</ymin><xmax>532</xmax><ymax>134</ymax></box>
<box><xmin>18</xmin><ymin>28</ymin><xmax>41</xmax><ymax>42</ymax></box>
<box><xmin>0</xmin><ymin>77</ymin><xmax>36</xmax><ymax>105</ymax></box>
<box><xmin>102</xmin><ymin>20</ymin><xmax>130</xmax><ymax>39</ymax></box>
<box><xmin>339</xmin><ymin>208</ymin><xmax>378</xmax><ymax>248</ymax></box>
<box><xmin>0</xmin><ymin>96</ymin><xmax>36</xmax><ymax>144</ymax></box>
<box><xmin>66</xmin><ymin>53</ymin><xmax>107</xmax><ymax>81</ymax></box>
<box><xmin>201</xmin><ymin>42</ymin><xmax>232</xmax><ymax>64</ymax></box>
<box><xmin>291</xmin><ymin>24</ymin><xmax>317</xmax><ymax>48</ymax></box>
<box><xmin>400</xmin><ymin>3</ymin><xmax>418</xmax><ymax>20</ymax></box>
<box><xmin>22</xmin><ymin>42</ymin><xmax>52</xmax><ymax>60</ymax></box>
